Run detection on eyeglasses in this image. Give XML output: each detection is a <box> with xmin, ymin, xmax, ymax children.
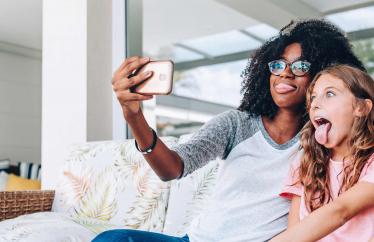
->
<box><xmin>268</xmin><ymin>59</ymin><xmax>311</xmax><ymax>77</ymax></box>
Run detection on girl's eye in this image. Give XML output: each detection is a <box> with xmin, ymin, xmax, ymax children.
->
<box><xmin>310</xmin><ymin>95</ymin><xmax>316</xmax><ymax>101</ymax></box>
<box><xmin>326</xmin><ymin>91</ymin><xmax>335</xmax><ymax>97</ymax></box>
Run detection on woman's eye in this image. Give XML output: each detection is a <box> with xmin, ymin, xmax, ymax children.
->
<box><xmin>326</xmin><ymin>91</ymin><xmax>335</xmax><ymax>97</ymax></box>
<box><xmin>310</xmin><ymin>95</ymin><xmax>315</xmax><ymax>101</ymax></box>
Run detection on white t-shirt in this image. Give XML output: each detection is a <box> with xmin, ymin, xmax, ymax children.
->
<box><xmin>171</xmin><ymin>109</ymin><xmax>301</xmax><ymax>242</ymax></box>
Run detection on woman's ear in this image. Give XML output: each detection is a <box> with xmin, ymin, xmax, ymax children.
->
<box><xmin>354</xmin><ymin>99</ymin><xmax>373</xmax><ymax>117</ymax></box>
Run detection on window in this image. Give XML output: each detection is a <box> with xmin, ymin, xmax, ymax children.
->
<box><xmin>123</xmin><ymin>0</ymin><xmax>374</xmax><ymax>138</ymax></box>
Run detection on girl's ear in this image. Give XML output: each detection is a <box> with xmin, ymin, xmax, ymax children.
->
<box><xmin>354</xmin><ymin>99</ymin><xmax>373</xmax><ymax>117</ymax></box>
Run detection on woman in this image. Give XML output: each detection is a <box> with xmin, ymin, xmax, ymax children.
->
<box><xmin>93</xmin><ymin>19</ymin><xmax>364</xmax><ymax>242</ymax></box>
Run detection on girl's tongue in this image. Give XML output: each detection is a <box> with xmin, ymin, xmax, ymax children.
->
<box><xmin>315</xmin><ymin>122</ymin><xmax>332</xmax><ymax>145</ymax></box>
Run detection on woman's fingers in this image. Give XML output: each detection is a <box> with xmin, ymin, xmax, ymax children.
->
<box><xmin>117</xmin><ymin>56</ymin><xmax>139</xmax><ymax>71</ymax></box>
<box><xmin>119</xmin><ymin>56</ymin><xmax>150</xmax><ymax>78</ymax></box>
<box><xmin>116</xmin><ymin>91</ymin><xmax>153</xmax><ymax>103</ymax></box>
<box><xmin>112</xmin><ymin>70</ymin><xmax>153</xmax><ymax>92</ymax></box>
<box><xmin>112</xmin><ymin>56</ymin><xmax>150</xmax><ymax>85</ymax></box>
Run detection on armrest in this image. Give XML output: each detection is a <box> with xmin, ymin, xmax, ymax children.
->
<box><xmin>0</xmin><ymin>190</ymin><xmax>55</xmax><ymax>221</ymax></box>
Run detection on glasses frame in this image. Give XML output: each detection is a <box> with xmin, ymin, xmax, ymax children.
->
<box><xmin>268</xmin><ymin>59</ymin><xmax>311</xmax><ymax>77</ymax></box>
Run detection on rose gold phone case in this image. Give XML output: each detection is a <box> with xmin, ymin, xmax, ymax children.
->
<box><xmin>131</xmin><ymin>60</ymin><xmax>174</xmax><ymax>95</ymax></box>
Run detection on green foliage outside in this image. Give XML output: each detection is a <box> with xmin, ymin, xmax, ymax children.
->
<box><xmin>352</xmin><ymin>38</ymin><xmax>374</xmax><ymax>76</ymax></box>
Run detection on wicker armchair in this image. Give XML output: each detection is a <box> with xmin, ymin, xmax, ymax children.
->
<box><xmin>0</xmin><ymin>190</ymin><xmax>55</xmax><ymax>221</ymax></box>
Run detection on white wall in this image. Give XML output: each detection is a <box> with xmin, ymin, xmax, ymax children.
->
<box><xmin>87</xmin><ymin>0</ymin><xmax>113</xmax><ymax>142</ymax></box>
<box><xmin>42</xmin><ymin>0</ymin><xmax>87</xmax><ymax>190</ymax></box>
<box><xmin>42</xmin><ymin>0</ymin><xmax>117</xmax><ymax>189</ymax></box>
<box><xmin>0</xmin><ymin>51</ymin><xmax>41</xmax><ymax>165</ymax></box>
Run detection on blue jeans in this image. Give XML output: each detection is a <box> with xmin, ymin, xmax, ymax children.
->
<box><xmin>92</xmin><ymin>229</ymin><xmax>190</xmax><ymax>242</ymax></box>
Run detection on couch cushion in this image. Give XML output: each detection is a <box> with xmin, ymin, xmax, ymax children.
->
<box><xmin>0</xmin><ymin>159</ymin><xmax>10</xmax><ymax>171</ymax></box>
<box><xmin>18</xmin><ymin>162</ymin><xmax>42</xmax><ymax>180</ymax></box>
<box><xmin>5</xmin><ymin>174</ymin><xmax>41</xmax><ymax>191</ymax></box>
<box><xmin>163</xmin><ymin>159</ymin><xmax>220</xmax><ymax>236</ymax></box>
<box><xmin>0</xmin><ymin>212</ymin><xmax>97</xmax><ymax>242</ymax></box>
<box><xmin>53</xmin><ymin>137</ymin><xmax>178</xmax><ymax>233</ymax></box>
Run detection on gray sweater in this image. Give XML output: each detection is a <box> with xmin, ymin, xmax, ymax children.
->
<box><xmin>170</xmin><ymin>109</ymin><xmax>301</xmax><ymax>242</ymax></box>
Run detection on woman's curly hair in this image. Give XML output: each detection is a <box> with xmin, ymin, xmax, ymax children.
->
<box><xmin>238</xmin><ymin>19</ymin><xmax>365</xmax><ymax>123</ymax></box>
<box><xmin>300</xmin><ymin>65</ymin><xmax>374</xmax><ymax>212</ymax></box>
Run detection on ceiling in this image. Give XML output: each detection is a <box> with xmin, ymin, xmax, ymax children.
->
<box><xmin>1</xmin><ymin>0</ymin><xmax>374</xmax><ymax>53</ymax></box>
<box><xmin>143</xmin><ymin>0</ymin><xmax>374</xmax><ymax>57</ymax></box>
<box><xmin>0</xmin><ymin>0</ymin><xmax>42</xmax><ymax>50</ymax></box>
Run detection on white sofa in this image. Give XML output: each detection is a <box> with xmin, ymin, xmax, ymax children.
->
<box><xmin>0</xmin><ymin>136</ymin><xmax>220</xmax><ymax>241</ymax></box>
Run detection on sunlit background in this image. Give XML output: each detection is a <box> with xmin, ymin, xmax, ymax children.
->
<box><xmin>0</xmin><ymin>0</ymin><xmax>374</xmax><ymax>166</ymax></box>
<box><xmin>140</xmin><ymin>0</ymin><xmax>374</xmax><ymax>137</ymax></box>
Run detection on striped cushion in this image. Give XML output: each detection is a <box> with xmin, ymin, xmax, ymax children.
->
<box><xmin>0</xmin><ymin>159</ymin><xmax>10</xmax><ymax>170</ymax></box>
<box><xmin>18</xmin><ymin>162</ymin><xmax>42</xmax><ymax>180</ymax></box>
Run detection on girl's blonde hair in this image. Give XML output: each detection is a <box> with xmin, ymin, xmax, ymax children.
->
<box><xmin>299</xmin><ymin>64</ymin><xmax>374</xmax><ymax>212</ymax></box>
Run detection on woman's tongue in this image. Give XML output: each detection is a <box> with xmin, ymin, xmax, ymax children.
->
<box><xmin>315</xmin><ymin>122</ymin><xmax>332</xmax><ymax>145</ymax></box>
<box><xmin>275</xmin><ymin>83</ymin><xmax>296</xmax><ymax>93</ymax></box>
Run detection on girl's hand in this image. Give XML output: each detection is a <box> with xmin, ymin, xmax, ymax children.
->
<box><xmin>112</xmin><ymin>56</ymin><xmax>154</xmax><ymax>118</ymax></box>
<box><xmin>269</xmin><ymin>238</ymin><xmax>281</xmax><ymax>242</ymax></box>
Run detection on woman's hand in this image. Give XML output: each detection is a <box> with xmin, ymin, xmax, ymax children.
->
<box><xmin>112</xmin><ymin>56</ymin><xmax>154</xmax><ymax>119</ymax></box>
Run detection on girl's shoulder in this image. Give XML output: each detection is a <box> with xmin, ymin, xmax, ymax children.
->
<box><xmin>360</xmin><ymin>153</ymin><xmax>374</xmax><ymax>183</ymax></box>
<box><xmin>368</xmin><ymin>153</ymin><xmax>374</xmax><ymax>163</ymax></box>
<box><xmin>363</xmin><ymin>153</ymin><xmax>374</xmax><ymax>169</ymax></box>
<box><xmin>290</xmin><ymin>150</ymin><xmax>304</xmax><ymax>169</ymax></box>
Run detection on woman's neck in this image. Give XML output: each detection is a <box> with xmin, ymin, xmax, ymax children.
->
<box><xmin>262</xmin><ymin>109</ymin><xmax>304</xmax><ymax>145</ymax></box>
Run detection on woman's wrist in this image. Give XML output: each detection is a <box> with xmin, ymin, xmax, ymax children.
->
<box><xmin>124</xmin><ymin>110</ymin><xmax>152</xmax><ymax>144</ymax></box>
<box><xmin>123</xmin><ymin>109</ymin><xmax>142</xmax><ymax>123</ymax></box>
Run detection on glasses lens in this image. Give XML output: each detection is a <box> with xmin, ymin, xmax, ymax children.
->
<box><xmin>291</xmin><ymin>61</ymin><xmax>311</xmax><ymax>76</ymax></box>
<box><xmin>268</xmin><ymin>60</ymin><xmax>286</xmax><ymax>75</ymax></box>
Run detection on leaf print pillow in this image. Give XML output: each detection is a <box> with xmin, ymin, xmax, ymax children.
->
<box><xmin>53</xmin><ymin>137</ymin><xmax>178</xmax><ymax>232</ymax></box>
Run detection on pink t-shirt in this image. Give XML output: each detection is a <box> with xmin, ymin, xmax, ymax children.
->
<box><xmin>280</xmin><ymin>153</ymin><xmax>374</xmax><ymax>242</ymax></box>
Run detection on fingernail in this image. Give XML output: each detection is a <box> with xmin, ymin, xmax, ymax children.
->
<box><xmin>145</xmin><ymin>71</ymin><xmax>152</xmax><ymax>76</ymax></box>
<box><xmin>142</xmin><ymin>57</ymin><xmax>150</xmax><ymax>62</ymax></box>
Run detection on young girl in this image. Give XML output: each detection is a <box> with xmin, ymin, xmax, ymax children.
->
<box><xmin>271</xmin><ymin>65</ymin><xmax>374</xmax><ymax>242</ymax></box>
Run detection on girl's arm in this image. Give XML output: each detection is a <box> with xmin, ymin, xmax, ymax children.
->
<box><xmin>271</xmin><ymin>181</ymin><xmax>374</xmax><ymax>242</ymax></box>
<box><xmin>269</xmin><ymin>196</ymin><xmax>300</xmax><ymax>242</ymax></box>
<box><xmin>287</xmin><ymin>196</ymin><xmax>301</xmax><ymax>227</ymax></box>
<box><xmin>269</xmin><ymin>195</ymin><xmax>301</xmax><ymax>242</ymax></box>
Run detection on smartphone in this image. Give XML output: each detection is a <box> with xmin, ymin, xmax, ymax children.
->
<box><xmin>130</xmin><ymin>60</ymin><xmax>174</xmax><ymax>95</ymax></box>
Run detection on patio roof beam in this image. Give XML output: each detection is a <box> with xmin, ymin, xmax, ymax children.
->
<box><xmin>324</xmin><ymin>2</ymin><xmax>374</xmax><ymax>15</ymax></box>
<box><xmin>175</xmin><ymin>27</ymin><xmax>374</xmax><ymax>71</ymax></box>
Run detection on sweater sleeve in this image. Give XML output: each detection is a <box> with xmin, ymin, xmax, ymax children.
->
<box><xmin>170</xmin><ymin>110</ymin><xmax>240</xmax><ymax>178</ymax></box>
